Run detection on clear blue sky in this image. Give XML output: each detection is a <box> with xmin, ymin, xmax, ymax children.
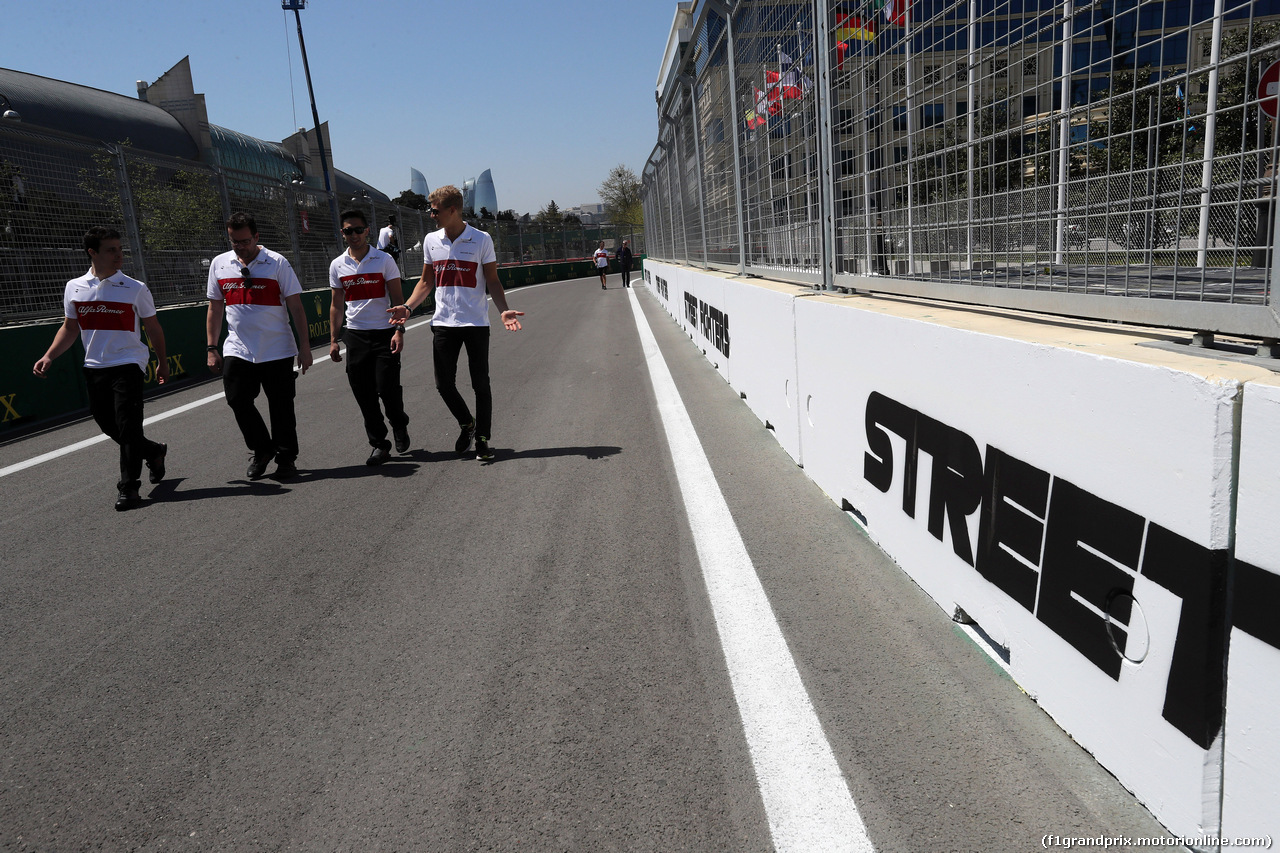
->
<box><xmin>5</xmin><ymin>0</ymin><xmax>677</xmax><ymax>216</ymax></box>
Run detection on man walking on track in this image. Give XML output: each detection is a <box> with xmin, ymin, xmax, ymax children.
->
<box><xmin>616</xmin><ymin>239</ymin><xmax>634</xmax><ymax>288</ymax></box>
<box><xmin>593</xmin><ymin>240</ymin><xmax>610</xmax><ymax>289</ymax></box>
<box><xmin>389</xmin><ymin>185</ymin><xmax>523</xmax><ymax>462</ymax></box>
<box><xmin>329</xmin><ymin>209</ymin><xmax>411</xmax><ymax>466</ymax></box>
<box><xmin>206</xmin><ymin>212</ymin><xmax>313</xmax><ymax>481</ymax></box>
<box><xmin>32</xmin><ymin>226</ymin><xmax>170</xmax><ymax>511</ymax></box>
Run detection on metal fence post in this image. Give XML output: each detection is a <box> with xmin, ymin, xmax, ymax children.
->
<box><xmin>109</xmin><ymin>144</ymin><xmax>148</xmax><ymax>283</ymax></box>
<box><xmin>285</xmin><ymin>183</ymin><xmax>303</xmax><ymax>271</ymax></box>
<box><xmin>1195</xmin><ymin>0</ymin><xmax>1227</xmax><ymax>269</ymax></box>
<box><xmin>720</xmin><ymin>1</ymin><xmax>748</xmax><ymax>275</ymax></box>
<box><xmin>813</xmin><ymin>0</ymin><xmax>837</xmax><ymax>290</ymax></box>
<box><xmin>1053</xmin><ymin>1</ymin><xmax>1074</xmax><ymax>265</ymax></box>
<box><xmin>683</xmin><ymin>74</ymin><xmax>711</xmax><ymax>267</ymax></box>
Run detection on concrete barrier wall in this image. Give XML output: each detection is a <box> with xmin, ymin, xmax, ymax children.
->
<box><xmin>644</xmin><ymin>260</ymin><xmax>1280</xmax><ymax>843</ymax></box>
<box><xmin>1223</xmin><ymin>377</ymin><xmax>1280</xmax><ymax>840</ymax></box>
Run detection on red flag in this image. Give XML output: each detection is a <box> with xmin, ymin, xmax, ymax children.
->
<box><xmin>766</xmin><ymin>69</ymin><xmax>805</xmax><ymax>100</ymax></box>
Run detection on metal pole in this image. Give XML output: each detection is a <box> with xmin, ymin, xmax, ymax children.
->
<box><xmin>1054</xmin><ymin>1</ymin><xmax>1074</xmax><ymax>265</ymax></box>
<box><xmin>684</xmin><ymin>76</ymin><xmax>710</xmax><ymax>267</ymax></box>
<box><xmin>1195</xmin><ymin>0</ymin><xmax>1226</xmax><ymax>268</ymax></box>
<box><xmin>814</xmin><ymin>3</ymin><xmax>837</xmax><ymax>290</ymax></box>
<box><xmin>966</xmin><ymin>0</ymin><xmax>977</xmax><ymax>272</ymax></box>
<box><xmin>720</xmin><ymin>2</ymin><xmax>748</xmax><ymax>275</ymax></box>
<box><xmin>289</xmin><ymin>3</ymin><xmax>341</xmax><ymax>246</ymax></box>
<box><xmin>110</xmin><ymin>144</ymin><xmax>148</xmax><ymax>283</ymax></box>
<box><xmin>904</xmin><ymin>11</ymin><xmax>917</xmax><ymax>274</ymax></box>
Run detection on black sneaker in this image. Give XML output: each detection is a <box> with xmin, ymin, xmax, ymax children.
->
<box><xmin>246</xmin><ymin>452</ymin><xmax>272</xmax><ymax>480</ymax></box>
<box><xmin>367</xmin><ymin>446</ymin><xmax>390</xmax><ymax>466</ymax></box>
<box><xmin>455</xmin><ymin>420</ymin><xmax>476</xmax><ymax>455</ymax></box>
<box><xmin>115</xmin><ymin>487</ymin><xmax>142</xmax><ymax>512</ymax></box>
<box><xmin>475</xmin><ymin>436</ymin><xmax>493</xmax><ymax>461</ymax></box>
<box><xmin>146</xmin><ymin>443</ymin><xmax>167</xmax><ymax>484</ymax></box>
<box><xmin>274</xmin><ymin>459</ymin><xmax>299</xmax><ymax>479</ymax></box>
<box><xmin>393</xmin><ymin>426</ymin><xmax>411</xmax><ymax>454</ymax></box>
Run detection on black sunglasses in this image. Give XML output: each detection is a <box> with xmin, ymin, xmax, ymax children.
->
<box><xmin>341</xmin><ymin>225</ymin><xmax>368</xmax><ymax>236</ymax></box>
<box><xmin>239</xmin><ymin>265</ymin><xmax>253</xmax><ymax>281</ymax></box>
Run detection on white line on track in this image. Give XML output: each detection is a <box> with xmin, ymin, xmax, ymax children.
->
<box><xmin>0</xmin><ymin>317</ymin><xmax>435</xmax><ymax>480</ymax></box>
<box><xmin>625</xmin><ymin>286</ymin><xmax>875</xmax><ymax>852</ymax></box>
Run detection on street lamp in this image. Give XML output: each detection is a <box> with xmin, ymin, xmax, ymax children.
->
<box><xmin>0</xmin><ymin>94</ymin><xmax>21</xmax><ymax>121</ymax></box>
<box><xmin>282</xmin><ymin>0</ymin><xmax>340</xmax><ymax>242</ymax></box>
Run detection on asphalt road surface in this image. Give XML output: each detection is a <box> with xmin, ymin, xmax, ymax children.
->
<box><xmin>0</xmin><ymin>276</ymin><xmax>1175</xmax><ymax>851</ymax></box>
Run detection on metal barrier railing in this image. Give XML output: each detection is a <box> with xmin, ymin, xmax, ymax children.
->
<box><xmin>646</xmin><ymin>0</ymin><xmax>1280</xmax><ymax>340</ymax></box>
<box><xmin>1</xmin><ymin>124</ymin><xmax>645</xmax><ymax>324</ymax></box>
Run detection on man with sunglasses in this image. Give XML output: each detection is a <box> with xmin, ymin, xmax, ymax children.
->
<box><xmin>389</xmin><ymin>185</ymin><xmax>523</xmax><ymax>462</ymax></box>
<box><xmin>329</xmin><ymin>209</ymin><xmax>410</xmax><ymax>465</ymax></box>
<box><xmin>206</xmin><ymin>211</ymin><xmax>313</xmax><ymax>480</ymax></box>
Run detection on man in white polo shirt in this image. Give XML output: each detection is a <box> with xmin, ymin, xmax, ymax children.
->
<box><xmin>206</xmin><ymin>211</ymin><xmax>313</xmax><ymax>480</ymax></box>
<box><xmin>389</xmin><ymin>185</ymin><xmax>523</xmax><ymax>462</ymax></box>
<box><xmin>593</xmin><ymin>240</ymin><xmax>609</xmax><ymax>289</ymax></box>
<box><xmin>32</xmin><ymin>226</ymin><xmax>170</xmax><ymax>511</ymax></box>
<box><xmin>329</xmin><ymin>208</ymin><xmax>410</xmax><ymax>466</ymax></box>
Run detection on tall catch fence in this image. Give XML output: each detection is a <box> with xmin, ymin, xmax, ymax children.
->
<box><xmin>1</xmin><ymin>123</ymin><xmax>642</xmax><ymax>324</ymax></box>
<box><xmin>645</xmin><ymin>0</ymin><xmax>1280</xmax><ymax>339</ymax></box>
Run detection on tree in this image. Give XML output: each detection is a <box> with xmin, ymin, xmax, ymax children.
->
<box><xmin>479</xmin><ymin>206</ymin><xmax>494</xmax><ymax>220</ymax></box>
<box><xmin>536</xmin><ymin>200</ymin><xmax>562</xmax><ymax>223</ymax></box>
<box><xmin>394</xmin><ymin>189</ymin><xmax>429</xmax><ymax>210</ymax></box>
<box><xmin>80</xmin><ymin>141</ymin><xmax>223</xmax><ymax>254</ymax></box>
<box><xmin>562</xmin><ymin>213</ymin><xmax>582</xmax><ymax>225</ymax></box>
<box><xmin>598</xmin><ymin>164</ymin><xmax>643</xmax><ymax>225</ymax></box>
<box><xmin>495</xmin><ymin>209</ymin><xmax>517</xmax><ymax>221</ymax></box>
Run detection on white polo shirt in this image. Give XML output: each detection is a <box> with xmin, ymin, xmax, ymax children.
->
<box><xmin>424</xmin><ymin>224</ymin><xmax>498</xmax><ymax>328</ymax></box>
<box><xmin>207</xmin><ymin>245</ymin><xmax>302</xmax><ymax>363</ymax></box>
<box><xmin>329</xmin><ymin>246</ymin><xmax>401</xmax><ymax>331</ymax></box>
<box><xmin>63</xmin><ymin>269</ymin><xmax>156</xmax><ymax>370</ymax></box>
<box><xmin>593</xmin><ymin>248</ymin><xmax>609</xmax><ymax>268</ymax></box>
<box><xmin>377</xmin><ymin>225</ymin><xmax>395</xmax><ymax>250</ymax></box>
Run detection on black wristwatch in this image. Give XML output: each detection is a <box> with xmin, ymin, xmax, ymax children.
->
<box><xmin>207</xmin><ymin>345</ymin><xmax>219</xmax><ymax>352</ymax></box>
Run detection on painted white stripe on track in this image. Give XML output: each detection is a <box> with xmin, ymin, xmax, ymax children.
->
<box><xmin>625</xmin><ymin>286</ymin><xmax>875</xmax><ymax>853</ymax></box>
<box><xmin>0</xmin><ymin>317</ymin><xmax>436</xmax><ymax>480</ymax></box>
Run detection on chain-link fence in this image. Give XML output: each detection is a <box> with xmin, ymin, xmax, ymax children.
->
<box><xmin>1</xmin><ymin>123</ymin><xmax>645</xmax><ymax>324</ymax></box>
<box><xmin>646</xmin><ymin>0</ymin><xmax>1280</xmax><ymax>339</ymax></box>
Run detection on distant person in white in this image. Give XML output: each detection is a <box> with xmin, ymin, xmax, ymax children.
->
<box><xmin>206</xmin><ymin>211</ymin><xmax>313</xmax><ymax>481</ymax></box>
<box><xmin>377</xmin><ymin>214</ymin><xmax>400</xmax><ymax>261</ymax></box>
<box><xmin>33</xmin><ymin>226</ymin><xmax>169</xmax><ymax>511</ymax></box>
<box><xmin>593</xmin><ymin>240</ymin><xmax>609</xmax><ymax>289</ymax></box>
<box><xmin>389</xmin><ymin>185</ymin><xmax>523</xmax><ymax>462</ymax></box>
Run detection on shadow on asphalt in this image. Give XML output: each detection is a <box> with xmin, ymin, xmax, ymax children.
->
<box><xmin>144</xmin><ymin>477</ymin><xmax>290</xmax><ymax>503</ymax></box>
<box><xmin>481</xmin><ymin>445</ymin><xmax>623</xmax><ymax>465</ymax></box>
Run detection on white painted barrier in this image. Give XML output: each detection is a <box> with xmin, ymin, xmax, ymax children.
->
<box><xmin>1222</xmin><ymin>378</ymin><xmax>1280</xmax><ymax>840</ymax></box>
<box><xmin>642</xmin><ymin>261</ymin><xmax>1280</xmax><ymax>843</ymax></box>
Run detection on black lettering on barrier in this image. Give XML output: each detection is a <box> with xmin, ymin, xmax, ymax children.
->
<box><xmin>864</xmin><ymin>392</ymin><xmax>981</xmax><ymax>564</ymax></box>
<box><xmin>684</xmin><ymin>292</ymin><xmax>698</xmax><ymax>326</ymax></box>
<box><xmin>976</xmin><ymin>447</ymin><xmax>1050</xmax><ymax>612</ymax></box>
<box><xmin>1037</xmin><ymin>479</ymin><xmax>1142</xmax><ymax>680</ymax></box>
<box><xmin>1141</xmin><ymin>524</ymin><xmax>1229</xmax><ymax>749</ymax></box>
<box><xmin>919</xmin><ymin>413</ymin><xmax>983</xmax><ymax>565</ymax></box>
<box><xmin>1233</xmin><ymin>559</ymin><xmax>1280</xmax><ymax>650</ymax></box>
<box><xmin>861</xmin><ymin>390</ymin><xmax>1280</xmax><ymax>749</ymax></box>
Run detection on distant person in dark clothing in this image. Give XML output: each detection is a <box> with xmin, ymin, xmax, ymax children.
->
<box><xmin>616</xmin><ymin>240</ymin><xmax>634</xmax><ymax>288</ymax></box>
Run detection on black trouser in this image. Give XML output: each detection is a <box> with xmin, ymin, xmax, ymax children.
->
<box><xmin>620</xmin><ymin>264</ymin><xmax>632</xmax><ymax>286</ymax></box>
<box><xmin>84</xmin><ymin>364</ymin><xmax>163</xmax><ymax>492</ymax></box>
<box><xmin>431</xmin><ymin>325</ymin><xmax>491</xmax><ymax>439</ymax></box>
<box><xmin>344</xmin><ymin>328</ymin><xmax>409</xmax><ymax>449</ymax></box>
<box><xmin>222</xmin><ymin>356</ymin><xmax>298</xmax><ymax>462</ymax></box>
